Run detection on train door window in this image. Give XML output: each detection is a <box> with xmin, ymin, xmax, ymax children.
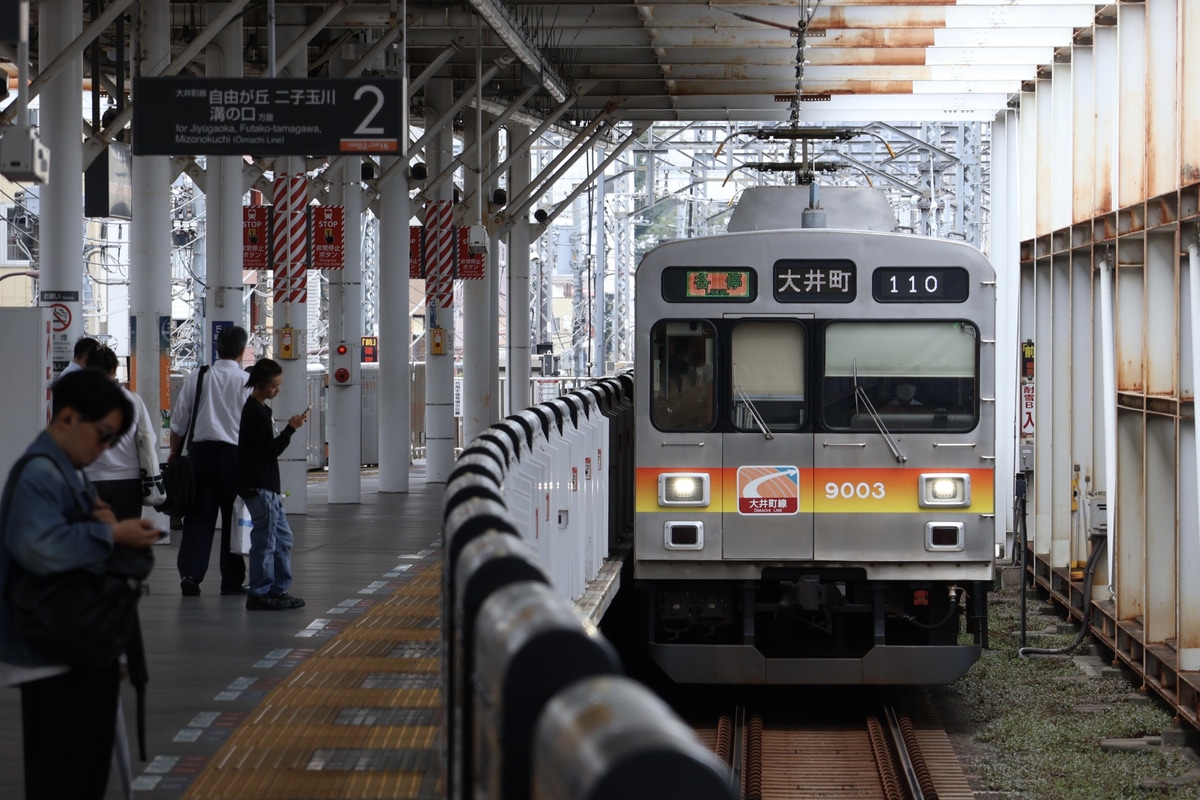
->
<box><xmin>651</xmin><ymin>321</ymin><xmax>715</xmax><ymax>431</ymax></box>
<box><xmin>821</xmin><ymin>321</ymin><xmax>978</xmax><ymax>432</ymax></box>
<box><xmin>730</xmin><ymin>321</ymin><xmax>806</xmax><ymax>432</ymax></box>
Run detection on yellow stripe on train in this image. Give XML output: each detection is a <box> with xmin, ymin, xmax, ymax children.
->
<box><xmin>635</xmin><ymin>467</ymin><xmax>995</xmax><ymax>514</ymax></box>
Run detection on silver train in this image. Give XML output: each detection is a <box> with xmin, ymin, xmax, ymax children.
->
<box><xmin>633</xmin><ymin>187</ymin><xmax>996</xmax><ymax>685</ymax></box>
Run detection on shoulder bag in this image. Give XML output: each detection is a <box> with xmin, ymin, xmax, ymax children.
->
<box><xmin>155</xmin><ymin>365</ymin><xmax>207</xmax><ymax>517</ymax></box>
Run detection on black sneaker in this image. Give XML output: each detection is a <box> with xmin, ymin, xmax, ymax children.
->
<box><xmin>269</xmin><ymin>592</ymin><xmax>306</xmax><ymax>609</ymax></box>
<box><xmin>246</xmin><ymin>593</ymin><xmax>285</xmax><ymax>611</ymax></box>
<box><xmin>180</xmin><ymin>577</ymin><xmax>201</xmax><ymax>597</ymax></box>
<box><xmin>220</xmin><ymin>585</ymin><xmax>248</xmax><ymax>595</ymax></box>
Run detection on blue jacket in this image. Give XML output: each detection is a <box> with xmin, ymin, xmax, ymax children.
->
<box><xmin>0</xmin><ymin>431</ymin><xmax>115</xmax><ymax>667</ymax></box>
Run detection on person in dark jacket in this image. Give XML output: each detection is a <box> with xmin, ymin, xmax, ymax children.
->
<box><xmin>237</xmin><ymin>359</ymin><xmax>308</xmax><ymax>611</ymax></box>
<box><xmin>1</xmin><ymin>369</ymin><xmax>161</xmax><ymax>798</ymax></box>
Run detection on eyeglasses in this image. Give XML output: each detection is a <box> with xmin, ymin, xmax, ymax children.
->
<box><xmin>95</xmin><ymin>426</ymin><xmax>122</xmax><ymax>447</ymax></box>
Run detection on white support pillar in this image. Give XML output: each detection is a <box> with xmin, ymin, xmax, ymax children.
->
<box><xmin>130</xmin><ymin>0</ymin><xmax>172</xmax><ymax>434</ymax></box>
<box><xmin>487</xmin><ymin>132</ymin><xmax>501</xmax><ymax>417</ymax></box>
<box><xmin>39</xmin><ymin>0</ymin><xmax>84</xmax><ymax>378</ymax></box>
<box><xmin>591</xmin><ymin>167</ymin><xmax>606</xmax><ymax>375</ymax></box>
<box><xmin>424</xmin><ymin>78</ymin><xmax>456</xmax><ymax>481</ymax></box>
<box><xmin>378</xmin><ymin>157</ymin><xmax>411</xmax><ymax>492</ymax></box>
<box><xmin>204</xmin><ymin>12</ymin><xmax>246</xmax><ymax>365</ymax></box>
<box><xmin>992</xmin><ymin>109</ymin><xmax>1020</xmax><ymax>557</ymax></box>
<box><xmin>507</xmin><ymin>125</ymin><xmax>533</xmax><ymax>412</ymax></box>
<box><xmin>327</xmin><ymin>158</ymin><xmax>364</xmax><ymax>503</ymax></box>
<box><xmin>1098</xmin><ymin>255</ymin><xmax>1117</xmax><ymax>597</ymax></box>
<box><xmin>1184</xmin><ymin>241</ymin><xmax>1200</xmax><ymax>670</ymax></box>
<box><xmin>461</xmin><ymin>109</ymin><xmax>490</xmax><ymax>444</ymax></box>
<box><xmin>274</xmin><ymin>9</ymin><xmax>309</xmax><ymax>513</ymax></box>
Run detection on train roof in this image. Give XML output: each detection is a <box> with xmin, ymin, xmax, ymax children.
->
<box><xmin>727</xmin><ymin>186</ymin><xmax>898</xmax><ymax>233</ymax></box>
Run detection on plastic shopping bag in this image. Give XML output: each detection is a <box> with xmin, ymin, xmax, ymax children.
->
<box><xmin>232</xmin><ymin>497</ymin><xmax>254</xmax><ymax>556</ymax></box>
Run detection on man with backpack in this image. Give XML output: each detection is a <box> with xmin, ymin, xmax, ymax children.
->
<box><xmin>0</xmin><ymin>368</ymin><xmax>162</xmax><ymax>799</ymax></box>
<box><xmin>169</xmin><ymin>325</ymin><xmax>251</xmax><ymax>596</ymax></box>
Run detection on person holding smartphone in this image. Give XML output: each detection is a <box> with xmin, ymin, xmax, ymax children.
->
<box><xmin>237</xmin><ymin>359</ymin><xmax>308</xmax><ymax>611</ymax></box>
<box><xmin>1</xmin><ymin>369</ymin><xmax>161</xmax><ymax>798</ymax></box>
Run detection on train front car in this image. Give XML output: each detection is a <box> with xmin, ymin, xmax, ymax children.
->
<box><xmin>633</xmin><ymin>196</ymin><xmax>996</xmax><ymax>686</ymax></box>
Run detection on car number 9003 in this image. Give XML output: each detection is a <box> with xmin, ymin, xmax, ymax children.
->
<box><xmin>825</xmin><ymin>481</ymin><xmax>886</xmax><ymax>500</ymax></box>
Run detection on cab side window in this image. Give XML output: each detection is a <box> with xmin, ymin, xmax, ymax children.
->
<box><xmin>651</xmin><ymin>321</ymin><xmax>715</xmax><ymax>431</ymax></box>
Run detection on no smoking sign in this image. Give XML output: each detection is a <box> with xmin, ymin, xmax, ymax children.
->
<box><xmin>49</xmin><ymin>303</ymin><xmax>71</xmax><ymax>332</ymax></box>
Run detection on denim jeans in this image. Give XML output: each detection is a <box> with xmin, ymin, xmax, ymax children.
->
<box><xmin>244</xmin><ymin>490</ymin><xmax>293</xmax><ymax>596</ymax></box>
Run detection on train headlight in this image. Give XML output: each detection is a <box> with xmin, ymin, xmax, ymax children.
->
<box><xmin>659</xmin><ymin>473</ymin><xmax>711</xmax><ymax>507</ymax></box>
<box><xmin>918</xmin><ymin>473</ymin><xmax>971</xmax><ymax>508</ymax></box>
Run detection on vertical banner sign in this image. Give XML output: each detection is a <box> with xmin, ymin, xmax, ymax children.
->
<box><xmin>309</xmin><ymin>206</ymin><xmax>345</xmax><ymax>270</ymax></box>
<box><xmin>159</xmin><ymin>316</ymin><xmax>172</xmax><ymax>447</ymax></box>
<box><xmin>271</xmin><ymin>174</ymin><xmax>293</xmax><ymax>303</ymax></box>
<box><xmin>409</xmin><ymin>226</ymin><xmax>426</xmax><ymax>278</ymax></box>
<box><xmin>1020</xmin><ymin>340</ymin><xmax>1035</xmax><ymax>441</ymax></box>
<box><xmin>457</xmin><ymin>227</ymin><xmax>486</xmax><ymax>279</ymax></box>
<box><xmin>243</xmin><ymin>206</ymin><xmax>270</xmax><ymax>270</ymax></box>
<box><xmin>286</xmin><ymin>176</ymin><xmax>309</xmax><ymax>303</ymax></box>
<box><xmin>427</xmin><ymin>200</ymin><xmax>455</xmax><ymax>309</ymax></box>
<box><xmin>272</xmin><ymin>174</ymin><xmax>309</xmax><ymax>304</ymax></box>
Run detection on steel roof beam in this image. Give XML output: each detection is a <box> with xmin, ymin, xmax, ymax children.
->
<box><xmin>83</xmin><ymin>0</ymin><xmax>255</xmax><ymax>170</ymax></box>
<box><xmin>466</xmin><ymin>0</ymin><xmax>571</xmax><ymax>101</ymax></box>
<box><xmin>499</xmin><ymin>104</ymin><xmax>620</xmax><ymax>224</ymax></box>
<box><xmin>528</xmin><ymin>122</ymin><xmax>649</xmax><ymax>234</ymax></box>
<box><xmin>272</xmin><ymin>0</ymin><xmax>356</xmax><ymax>75</ymax></box>
<box><xmin>421</xmin><ymin>83</ymin><xmax>541</xmax><ymax>202</ymax></box>
<box><xmin>0</xmin><ymin>0</ymin><xmax>135</xmax><ymax>126</ymax></box>
<box><xmin>466</xmin><ymin>90</ymin><xmax>601</xmax><ymax>209</ymax></box>
<box><xmin>377</xmin><ymin>55</ymin><xmax>513</xmax><ymax>190</ymax></box>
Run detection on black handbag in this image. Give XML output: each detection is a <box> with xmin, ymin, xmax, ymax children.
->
<box><xmin>8</xmin><ymin>546</ymin><xmax>152</xmax><ymax>670</ymax></box>
<box><xmin>155</xmin><ymin>365</ymin><xmax>207</xmax><ymax>517</ymax></box>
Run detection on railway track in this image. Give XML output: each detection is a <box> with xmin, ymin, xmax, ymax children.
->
<box><xmin>692</xmin><ymin>690</ymin><xmax>974</xmax><ymax>800</ymax></box>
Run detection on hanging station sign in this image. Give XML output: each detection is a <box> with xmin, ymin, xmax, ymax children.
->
<box><xmin>132</xmin><ymin>77</ymin><xmax>402</xmax><ymax>156</ymax></box>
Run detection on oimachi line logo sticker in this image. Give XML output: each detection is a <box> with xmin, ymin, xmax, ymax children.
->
<box><xmin>737</xmin><ymin>465</ymin><xmax>799</xmax><ymax>515</ymax></box>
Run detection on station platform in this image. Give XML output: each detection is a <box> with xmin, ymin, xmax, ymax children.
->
<box><xmin>0</xmin><ymin>466</ymin><xmax>578</xmax><ymax>799</ymax></box>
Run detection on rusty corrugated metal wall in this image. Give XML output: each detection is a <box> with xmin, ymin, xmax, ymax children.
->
<box><xmin>1019</xmin><ymin>0</ymin><xmax>1200</xmax><ymax>729</ymax></box>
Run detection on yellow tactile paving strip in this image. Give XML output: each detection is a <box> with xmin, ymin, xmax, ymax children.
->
<box><xmin>184</xmin><ymin>566</ymin><xmax>445</xmax><ymax>800</ymax></box>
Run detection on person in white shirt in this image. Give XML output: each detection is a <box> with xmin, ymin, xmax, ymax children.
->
<box><xmin>83</xmin><ymin>347</ymin><xmax>158</xmax><ymax>520</ymax></box>
<box><xmin>168</xmin><ymin>326</ymin><xmax>251</xmax><ymax>596</ymax></box>
<box><xmin>57</xmin><ymin>336</ymin><xmax>100</xmax><ymax>380</ymax></box>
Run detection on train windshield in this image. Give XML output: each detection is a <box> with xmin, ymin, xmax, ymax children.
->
<box><xmin>821</xmin><ymin>321</ymin><xmax>978</xmax><ymax>432</ymax></box>
<box><xmin>651</xmin><ymin>321</ymin><xmax>715</xmax><ymax>430</ymax></box>
<box><xmin>731</xmin><ymin>320</ymin><xmax>806</xmax><ymax>432</ymax></box>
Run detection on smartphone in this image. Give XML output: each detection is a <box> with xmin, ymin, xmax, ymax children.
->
<box><xmin>156</xmin><ymin>529</ymin><xmax>169</xmax><ymax>540</ymax></box>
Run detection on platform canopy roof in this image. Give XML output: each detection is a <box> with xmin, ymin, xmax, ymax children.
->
<box><xmin>390</xmin><ymin>0</ymin><xmax>1107</xmax><ymax>123</ymax></box>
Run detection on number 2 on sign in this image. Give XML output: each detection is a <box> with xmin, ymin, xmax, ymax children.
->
<box><xmin>825</xmin><ymin>481</ymin><xmax>886</xmax><ymax>500</ymax></box>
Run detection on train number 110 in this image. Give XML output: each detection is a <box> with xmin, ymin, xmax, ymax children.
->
<box><xmin>889</xmin><ymin>274</ymin><xmax>939</xmax><ymax>295</ymax></box>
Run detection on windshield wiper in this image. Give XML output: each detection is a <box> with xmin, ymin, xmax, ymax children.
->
<box><xmin>852</xmin><ymin>364</ymin><xmax>906</xmax><ymax>463</ymax></box>
<box><xmin>733</xmin><ymin>367</ymin><xmax>773</xmax><ymax>440</ymax></box>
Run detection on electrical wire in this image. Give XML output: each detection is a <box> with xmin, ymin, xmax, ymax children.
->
<box><xmin>1018</xmin><ymin>536</ymin><xmax>1107</xmax><ymax>659</ymax></box>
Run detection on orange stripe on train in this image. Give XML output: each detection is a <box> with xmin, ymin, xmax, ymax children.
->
<box><xmin>635</xmin><ymin>467</ymin><xmax>994</xmax><ymax>514</ymax></box>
